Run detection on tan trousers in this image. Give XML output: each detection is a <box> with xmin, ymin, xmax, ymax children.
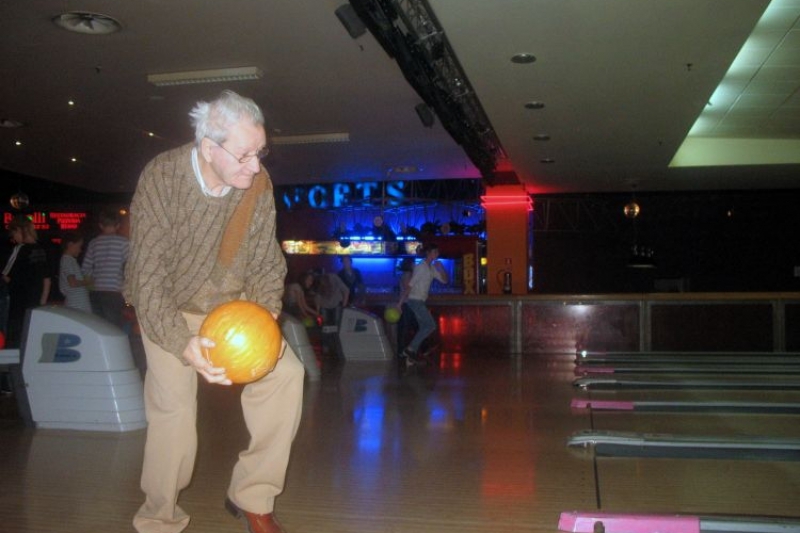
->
<box><xmin>133</xmin><ymin>312</ymin><xmax>305</xmax><ymax>533</ymax></box>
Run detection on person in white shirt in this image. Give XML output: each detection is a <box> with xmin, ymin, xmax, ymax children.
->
<box><xmin>59</xmin><ymin>231</ymin><xmax>92</xmax><ymax>312</ymax></box>
<box><xmin>396</xmin><ymin>243</ymin><xmax>448</xmax><ymax>365</ymax></box>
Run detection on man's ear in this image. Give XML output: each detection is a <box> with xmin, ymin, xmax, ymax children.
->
<box><xmin>199</xmin><ymin>138</ymin><xmax>215</xmax><ymax>163</ymax></box>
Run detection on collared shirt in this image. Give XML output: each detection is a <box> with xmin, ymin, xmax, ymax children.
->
<box><xmin>192</xmin><ymin>147</ymin><xmax>232</xmax><ymax>197</ymax></box>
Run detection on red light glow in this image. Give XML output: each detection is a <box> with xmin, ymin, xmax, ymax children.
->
<box><xmin>480</xmin><ymin>195</ymin><xmax>533</xmax><ymax>211</ymax></box>
<box><xmin>3</xmin><ymin>211</ymin><xmax>88</xmax><ymax>231</ymax></box>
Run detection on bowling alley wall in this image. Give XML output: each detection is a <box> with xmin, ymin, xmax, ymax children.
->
<box><xmin>0</xmin><ymin>177</ymin><xmax>798</xmax><ymax>296</ymax></box>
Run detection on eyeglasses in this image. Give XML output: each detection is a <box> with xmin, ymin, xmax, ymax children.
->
<box><xmin>211</xmin><ymin>140</ymin><xmax>270</xmax><ymax>164</ymax></box>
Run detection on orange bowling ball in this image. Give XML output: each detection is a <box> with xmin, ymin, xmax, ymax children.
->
<box><xmin>199</xmin><ymin>301</ymin><xmax>282</xmax><ymax>384</ymax></box>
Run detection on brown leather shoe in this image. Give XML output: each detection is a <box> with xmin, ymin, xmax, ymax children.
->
<box><xmin>225</xmin><ymin>497</ymin><xmax>287</xmax><ymax>533</ymax></box>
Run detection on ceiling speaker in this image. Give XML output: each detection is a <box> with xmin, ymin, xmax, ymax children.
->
<box><xmin>335</xmin><ymin>4</ymin><xmax>366</xmax><ymax>39</ymax></box>
<box><xmin>415</xmin><ymin>103</ymin><xmax>435</xmax><ymax>128</ymax></box>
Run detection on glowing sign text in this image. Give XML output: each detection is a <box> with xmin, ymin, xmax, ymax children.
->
<box><xmin>3</xmin><ymin>211</ymin><xmax>88</xmax><ymax>231</ymax></box>
<box><xmin>279</xmin><ymin>181</ymin><xmax>406</xmax><ymax>210</ymax></box>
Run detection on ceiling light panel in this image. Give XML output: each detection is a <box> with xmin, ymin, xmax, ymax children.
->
<box><xmin>147</xmin><ymin>67</ymin><xmax>263</xmax><ymax>86</ymax></box>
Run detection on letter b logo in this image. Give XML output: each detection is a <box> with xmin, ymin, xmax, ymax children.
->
<box><xmin>39</xmin><ymin>333</ymin><xmax>82</xmax><ymax>363</ymax></box>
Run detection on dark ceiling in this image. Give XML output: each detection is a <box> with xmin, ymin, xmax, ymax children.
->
<box><xmin>1</xmin><ymin>0</ymin><xmax>798</xmax><ymax>199</ymax></box>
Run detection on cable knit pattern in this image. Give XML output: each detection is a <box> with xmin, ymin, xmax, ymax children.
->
<box><xmin>124</xmin><ymin>143</ymin><xmax>286</xmax><ymax>358</ymax></box>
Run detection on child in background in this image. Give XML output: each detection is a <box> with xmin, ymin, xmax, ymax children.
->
<box><xmin>82</xmin><ymin>209</ymin><xmax>129</xmax><ymax>327</ymax></box>
<box><xmin>59</xmin><ymin>231</ymin><xmax>92</xmax><ymax>312</ymax></box>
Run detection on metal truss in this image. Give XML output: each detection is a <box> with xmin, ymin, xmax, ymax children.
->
<box><xmin>354</xmin><ymin>0</ymin><xmax>505</xmax><ymax>179</ymax></box>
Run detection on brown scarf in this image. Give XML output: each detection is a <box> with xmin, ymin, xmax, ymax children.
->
<box><xmin>217</xmin><ymin>169</ymin><xmax>269</xmax><ymax>267</ymax></box>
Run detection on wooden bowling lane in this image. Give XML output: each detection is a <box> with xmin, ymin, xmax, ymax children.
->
<box><xmin>0</xmin><ymin>352</ymin><xmax>595</xmax><ymax>533</ymax></box>
<box><xmin>2</xmin><ymin>350</ymin><xmax>799</xmax><ymax>532</ymax></box>
<box><xmin>571</xmin><ymin>376</ymin><xmax>800</xmax><ymax>518</ymax></box>
<box><xmin>275</xmin><ymin>354</ymin><xmax>597</xmax><ymax>533</ymax></box>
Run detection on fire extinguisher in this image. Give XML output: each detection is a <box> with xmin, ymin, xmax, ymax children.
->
<box><xmin>497</xmin><ymin>270</ymin><xmax>512</xmax><ymax>294</ymax></box>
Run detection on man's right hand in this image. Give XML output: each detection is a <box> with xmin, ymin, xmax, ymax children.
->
<box><xmin>182</xmin><ymin>336</ymin><xmax>232</xmax><ymax>386</ymax></box>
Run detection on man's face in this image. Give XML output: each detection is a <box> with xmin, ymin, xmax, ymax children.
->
<box><xmin>205</xmin><ymin>120</ymin><xmax>267</xmax><ymax>190</ymax></box>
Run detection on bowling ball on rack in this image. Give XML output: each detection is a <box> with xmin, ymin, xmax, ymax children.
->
<box><xmin>384</xmin><ymin>306</ymin><xmax>401</xmax><ymax>324</ymax></box>
<box><xmin>199</xmin><ymin>301</ymin><xmax>282</xmax><ymax>384</ymax></box>
<box><xmin>302</xmin><ymin>316</ymin><xmax>316</xmax><ymax>328</ymax></box>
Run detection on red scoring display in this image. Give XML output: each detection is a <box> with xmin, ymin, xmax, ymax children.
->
<box><xmin>3</xmin><ymin>211</ymin><xmax>88</xmax><ymax>231</ymax></box>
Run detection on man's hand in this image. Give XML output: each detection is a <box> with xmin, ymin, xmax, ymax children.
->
<box><xmin>182</xmin><ymin>336</ymin><xmax>232</xmax><ymax>385</ymax></box>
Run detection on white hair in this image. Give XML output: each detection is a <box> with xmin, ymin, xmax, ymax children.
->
<box><xmin>189</xmin><ymin>90</ymin><xmax>265</xmax><ymax>146</ymax></box>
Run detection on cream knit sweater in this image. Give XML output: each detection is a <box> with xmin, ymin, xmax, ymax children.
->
<box><xmin>124</xmin><ymin>143</ymin><xmax>286</xmax><ymax>358</ymax></box>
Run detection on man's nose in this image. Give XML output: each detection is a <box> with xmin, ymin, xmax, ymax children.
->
<box><xmin>246</xmin><ymin>157</ymin><xmax>261</xmax><ymax>173</ymax></box>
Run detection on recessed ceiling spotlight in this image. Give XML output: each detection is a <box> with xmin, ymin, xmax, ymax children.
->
<box><xmin>14</xmin><ymin>141</ymin><xmax>22</xmax><ymax>146</ymax></box>
<box><xmin>53</xmin><ymin>12</ymin><xmax>122</xmax><ymax>35</ymax></box>
<box><xmin>525</xmin><ymin>101</ymin><xmax>545</xmax><ymax>110</ymax></box>
<box><xmin>533</xmin><ymin>134</ymin><xmax>551</xmax><ymax>141</ymax></box>
<box><xmin>540</xmin><ymin>158</ymin><xmax>555</xmax><ymax>164</ymax></box>
<box><xmin>511</xmin><ymin>53</ymin><xmax>536</xmax><ymax>64</ymax></box>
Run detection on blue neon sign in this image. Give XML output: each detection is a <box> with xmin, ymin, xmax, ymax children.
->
<box><xmin>279</xmin><ymin>181</ymin><xmax>406</xmax><ymax>210</ymax></box>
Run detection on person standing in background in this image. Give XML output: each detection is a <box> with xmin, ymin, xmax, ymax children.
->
<box><xmin>337</xmin><ymin>255</ymin><xmax>365</xmax><ymax>305</ymax></box>
<box><xmin>316</xmin><ymin>271</ymin><xmax>349</xmax><ymax>325</ymax></box>
<box><xmin>82</xmin><ymin>209</ymin><xmax>129</xmax><ymax>328</ymax></box>
<box><xmin>3</xmin><ymin>215</ymin><xmax>51</xmax><ymax>348</ymax></box>
<box><xmin>0</xmin><ymin>232</ymin><xmax>24</xmax><ymax>335</ymax></box>
<box><xmin>59</xmin><ymin>231</ymin><xmax>92</xmax><ymax>312</ymax></box>
<box><xmin>316</xmin><ymin>271</ymin><xmax>349</xmax><ymax>356</ymax></box>
<box><xmin>0</xmin><ymin>227</ymin><xmax>23</xmax><ymax>393</ymax></box>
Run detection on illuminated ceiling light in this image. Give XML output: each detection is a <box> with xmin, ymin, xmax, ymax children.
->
<box><xmin>147</xmin><ymin>67</ymin><xmax>262</xmax><ymax>87</ymax></box>
<box><xmin>271</xmin><ymin>132</ymin><xmax>350</xmax><ymax>145</ymax></box>
<box><xmin>68</xmin><ymin>100</ymin><xmax>75</xmax><ymax>106</ymax></box>
<box><xmin>533</xmin><ymin>134</ymin><xmax>550</xmax><ymax>141</ymax></box>
<box><xmin>511</xmin><ymin>53</ymin><xmax>536</xmax><ymax>64</ymax></box>
<box><xmin>674</xmin><ymin>0</ymin><xmax>800</xmax><ymax>168</ymax></box>
<box><xmin>525</xmin><ymin>101</ymin><xmax>545</xmax><ymax>110</ymax></box>
<box><xmin>14</xmin><ymin>141</ymin><xmax>22</xmax><ymax>146</ymax></box>
<box><xmin>70</xmin><ymin>157</ymin><xmax>78</xmax><ymax>163</ymax></box>
<box><xmin>623</xmin><ymin>201</ymin><xmax>641</xmax><ymax>219</ymax></box>
<box><xmin>53</xmin><ymin>12</ymin><xmax>121</xmax><ymax>35</ymax></box>
<box><xmin>540</xmin><ymin>158</ymin><xmax>555</xmax><ymax>164</ymax></box>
